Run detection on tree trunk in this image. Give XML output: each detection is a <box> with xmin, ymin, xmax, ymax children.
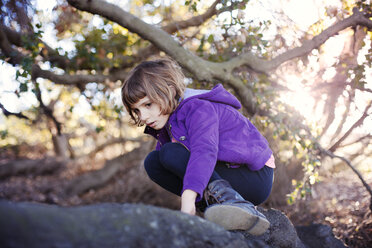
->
<box><xmin>52</xmin><ymin>134</ymin><xmax>70</xmax><ymax>159</ymax></box>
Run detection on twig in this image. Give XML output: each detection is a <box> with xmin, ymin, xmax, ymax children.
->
<box><xmin>319</xmin><ymin>147</ymin><xmax>372</xmax><ymax>211</ymax></box>
<box><xmin>0</xmin><ymin>103</ymin><xmax>29</xmax><ymax>120</ymax></box>
<box><xmin>329</xmin><ymin>102</ymin><xmax>372</xmax><ymax>152</ymax></box>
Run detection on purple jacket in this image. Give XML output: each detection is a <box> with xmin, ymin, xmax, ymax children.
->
<box><xmin>144</xmin><ymin>84</ymin><xmax>272</xmax><ymax>200</ymax></box>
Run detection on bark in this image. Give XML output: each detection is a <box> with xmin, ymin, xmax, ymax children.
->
<box><xmin>51</xmin><ymin>134</ymin><xmax>70</xmax><ymax>159</ymax></box>
<box><xmin>0</xmin><ymin>157</ymin><xmax>65</xmax><ymax>179</ymax></box>
<box><xmin>65</xmin><ymin>141</ymin><xmax>152</xmax><ymax>196</ymax></box>
<box><xmin>0</xmin><ymin>25</ymin><xmax>24</xmax><ymax>65</ymax></box>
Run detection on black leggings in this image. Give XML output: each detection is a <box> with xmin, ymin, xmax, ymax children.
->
<box><xmin>144</xmin><ymin>143</ymin><xmax>273</xmax><ymax>206</ymax></box>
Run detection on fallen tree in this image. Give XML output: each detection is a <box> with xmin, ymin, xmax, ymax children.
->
<box><xmin>0</xmin><ymin>157</ymin><xmax>65</xmax><ymax>179</ymax></box>
<box><xmin>64</xmin><ymin>141</ymin><xmax>152</xmax><ymax>196</ymax></box>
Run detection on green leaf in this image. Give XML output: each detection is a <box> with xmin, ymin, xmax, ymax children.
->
<box><xmin>0</xmin><ymin>130</ymin><xmax>8</xmax><ymax>139</ymax></box>
<box><xmin>15</xmin><ymin>70</ymin><xmax>20</xmax><ymax>80</ymax></box>
<box><xmin>207</xmin><ymin>34</ymin><xmax>214</xmax><ymax>43</ymax></box>
<box><xmin>96</xmin><ymin>126</ymin><xmax>104</xmax><ymax>133</ymax></box>
<box><xmin>19</xmin><ymin>83</ymin><xmax>28</xmax><ymax>92</ymax></box>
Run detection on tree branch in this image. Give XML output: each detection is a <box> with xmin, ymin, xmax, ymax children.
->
<box><xmin>330</xmin><ymin>89</ymin><xmax>354</xmax><ymax>141</ymax></box>
<box><xmin>0</xmin><ymin>26</ymin><xmax>127</xmax><ymax>87</ymax></box>
<box><xmin>31</xmin><ymin>78</ymin><xmax>63</xmax><ymax>135</ymax></box>
<box><xmin>79</xmin><ymin>137</ymin><xmax>143</xmax><ymax>159</ymax></box>
<box><xmin>0</xmin><ymin>25</ymin><xmax>24</xmax><ymax>65</ymax></box>
<box><xmin>0</xmin><ymin>103</ymin><xmax>29</xmax><ymax>120</ymax></box>
<box><xmin>225</xmin><ymin>7</ymin><xmax>372</xmax><ymax>73</ymax></box>
<box><xmin>31</xmin><ymin>65</ymin><xmax>127</xmax><ymax>87</ymax></box>
<box><xmin>328</xmin><ymin>101</ymin><xmax>372</xmax><ymax>152</ymax></box>
<box><xmin>65</xmin><ymin>141</ymin><xmax>152</xmax><ymax>196</ymax></box>
<box><xmin>1</xmin><ymin>25</ymin><xmax>71</xmax><ymax>69</ymax></box>
<box><xmin>319</xmin><ymin>147</ymin><xmax>372</xmax><ymax>211</ymax></box>
<box><xmin>338</xmin><ymin>134</ymin><xmax>372</xmax><ymax>148</ymax></box>
<box><xmin>162</xmin><ymin>0</ymin><xmax>221</xmax><ymax>33</ymax></box>
<box><xmin>67</xmin><ymin>0</ymin><xmax>215</xmax><ymax>81</ymax></box>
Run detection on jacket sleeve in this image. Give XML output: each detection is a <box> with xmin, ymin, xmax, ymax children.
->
<box><xmin>181</xmin><ymin>100</ymin><xmax>219</xmax><ymax>201</ymax></box>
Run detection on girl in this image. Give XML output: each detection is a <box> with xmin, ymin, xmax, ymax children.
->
<box><xmin>121</xmin><ymin>58</ymin><xmax>274</xmax><ymax>235</ymax></box>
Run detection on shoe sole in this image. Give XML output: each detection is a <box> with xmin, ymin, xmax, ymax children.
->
<box><xmin>204</xmin><ymin>204</ymin><xmax>270</xmax><ymax>235</ymax></box>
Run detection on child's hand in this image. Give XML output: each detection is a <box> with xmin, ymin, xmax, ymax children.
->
<box><xmin>181</xmin><ymin>189</ymin><xmax>197</xmax><ymax>215</ymax></box>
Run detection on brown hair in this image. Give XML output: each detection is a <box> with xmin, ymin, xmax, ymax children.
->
<box><xmin>121</xmin><ymin>57</ymin><xmax>186</xmax><ymax>125</ymax></box>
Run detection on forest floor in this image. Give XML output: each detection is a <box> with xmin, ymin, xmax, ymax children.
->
<box><xmin>282</xmin><ymin>168</ymin><xmax>372</xmax><ymax>248</ymax></box>
<box><xmin>0</xmin><ymin>154</ymin><xmax>371</xmax><ymax>248</ymax></box>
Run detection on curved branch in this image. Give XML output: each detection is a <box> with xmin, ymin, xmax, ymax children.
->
<box><xmin>0</xmin><ymin>157</ymin><xmax>65</xmax><ymax>179</ymax></box>
<box><xmin>31</xmin><ymin>65</ymin><xmax>127</xmax><ymax>86</ymax></box>
<box><xmin>0</xmin><ymin>28</ymin><xmax>126</xmax><ymax>87</ymax></box>
<box><xmin>338</xmin><ymin>134</ymin><xmax>372</xmax><ymax>148</ymax></box>
<box><xmin>331</xmin><ymin>89</ymin><xmax>354</xmax><ymax>141</ymax></box>
<box><xmin>328</xmin><ymin>102</ymin><xmax>372</xmax><ymax>152</ymax></box>
<box><xmin>65</xmin><ymin>141</ymin><xmax>152</xmax><ymax>196</ymax></box>
<box><xmin>115</xmin><ymin>0</ymin><xmax>239</xmax><ymax>69</ymax></box>
<box><xmin>162</xmin><ymin>0</ymin><xmax>220</xmax><ymax>33</ymax></box>
<box><xmin>319</xmin><ymin>147</ymin><xmax>372</xmax><ymax>211</ymax></box>
<box><xmin>225</xmin><ymin>7</ymin><xmax>372</xmax><ymax>72</ymax></box>
<box><xmin>67</xmin><ymin>0</ymin><xmax>214</xmax><ymax>81</ymax></box>
<box><xmin>80</xmin><ymin>137</ymin><xmax>143</xmax><ymax>158</ymax></box>
<box><xmin>1</xmin><ymin>24</ymin><xmax>70</xmax><ymax>69</ymax></box>
<box><xmin>0</xmin><ymin>25</ymin><xmax>24</xmax><ymax>65</ymax></box>
<box><xmin>0</xmin><ymin>102</ymin><xmax>29</xmax><ymax>120</ymax></box>
<box><xmin>31</xmin><ymin>78</ymin><xmax>63</xmax><ymax>135</ymax></box>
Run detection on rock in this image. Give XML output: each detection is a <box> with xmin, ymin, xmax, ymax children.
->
<box><xmin>0</xmin><ymin>200</ymin><xmax>345</xmax><ymax>248</ymax></box>
<box><xmin>0</xmin><ymin>200</ymin><xmax>261</xmax><ymax>248</ymax></box>
<box><xmin>296</xmin><ymin>224</ymin><xmax>347</xmax><ymax>248</ymax></box>
<box><xmin>240</xmin><ymin>207</ymin><xmax>306</xmax><ymax>248</ymax></box>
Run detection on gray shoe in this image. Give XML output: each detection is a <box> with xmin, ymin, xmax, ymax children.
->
<box><xmin>203</xmin><ymin>179</ymin><xmax>270</xmax><ymax>235</ymax></box>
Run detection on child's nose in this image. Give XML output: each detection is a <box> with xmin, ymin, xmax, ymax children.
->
<box><xmin>140</xmin><ymin>110</ymin><xmax>149</xmax><ymax>122</ymax></box>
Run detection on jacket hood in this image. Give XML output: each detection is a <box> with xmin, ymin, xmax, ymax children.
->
<box><xmin>144</xmin><ymin>84</ymin><xmax>241</xmax><ymax>137</ymax></box>
<box><xmin>182</xmin><ymin>84</ymin><xmax>241</xmax><ymax>109</ymax></box>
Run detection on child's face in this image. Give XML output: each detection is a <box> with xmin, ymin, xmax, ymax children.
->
<box><xmin>132</xmin><ymin>96</ymin><xmax>169</xmax><ymax>130</ymax></box>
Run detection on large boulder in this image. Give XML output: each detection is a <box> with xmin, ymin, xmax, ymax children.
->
<box><xmin>0</xmin><ymin>200</ymin><xmax>345</xmax><ymax>248</ymax></box>
<box><xmin>0</xmin><ymin>200</ymin><xmax>265</xmax><ymax>248</ymax></box>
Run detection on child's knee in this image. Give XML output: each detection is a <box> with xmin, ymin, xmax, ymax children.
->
<box><xmin>159</xmin><ymin>143</ymin><xmax>189</xmax><ymax>169</ymax></box>
<box><xmin>144</xmin><ymin>150</ymin><xmax>160</xmax><ymax>174</ymax></box>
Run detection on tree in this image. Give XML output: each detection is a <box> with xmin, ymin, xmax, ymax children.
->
<box><xmin>0</xmin><ymin>0</ymin><xmax>371</xmax><ymax>213</ymax></box>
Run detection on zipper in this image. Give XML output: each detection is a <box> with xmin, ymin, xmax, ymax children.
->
<box><xmin>168</xmin><ymin>124</ymin><xmax>190</xmax><ymax>152</ymax></box>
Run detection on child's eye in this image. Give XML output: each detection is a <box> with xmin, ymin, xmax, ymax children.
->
<box><xmin>145</xmin><ymin>103</ymin><xmax>152</xmax><ymax>108</ymax></box>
